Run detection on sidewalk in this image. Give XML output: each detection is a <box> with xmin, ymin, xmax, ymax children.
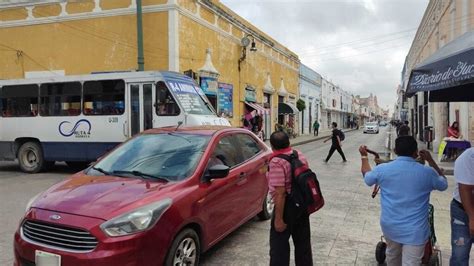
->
<box><xmin>387</xmin><ymin>128</ymin><xmax>455</xmax><ymax>175</ymax></box>
<box><xmin>265</xmin><ymin>128</ymin><xmax>359</xmax><ymax>147</ymax></box>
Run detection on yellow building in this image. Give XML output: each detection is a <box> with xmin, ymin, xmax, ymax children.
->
<box><xmin>0</xmin><ymin>0</ymin><xmax>300</xmax><ymax>133</ymax></box>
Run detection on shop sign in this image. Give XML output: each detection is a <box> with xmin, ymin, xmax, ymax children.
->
<box><xmin>200</xmin><ymin>77</ymin><xmax>218</xmax><ymax>96</ymax></box>
<box><xmin>218</xmin><ymin>83</ymin><xmax>233</xmax><ymax>118</ymax></box>
<box><xmin>245</xmin><ymin>87</ymin><xmax>257</xmax><ymax>102</ymax></box>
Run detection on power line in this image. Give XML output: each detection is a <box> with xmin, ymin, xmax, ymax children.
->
<box><xmin>296</xmin><ymin>13</ymin><xmax>473</xmax><ymax>56</ymax></box>
<box><xmin>301</xmin><ymin>20</ymin><xmax>474</xmax><ymax>62</ymax></box>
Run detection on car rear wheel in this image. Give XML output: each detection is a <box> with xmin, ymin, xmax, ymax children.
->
<box><xmin>257</xmin><ymin>192</ymin><xmax>274</xmax><ymax>220</ymax></box>
<box><xmin>18</xmin><ymin>142</ymin><xmax>44</xmax><ymax>173</ymax></box>
<box><xmin>166</xmin><ymin>228</ymin><xmax>200</xmax><ymax>266</ymax></box>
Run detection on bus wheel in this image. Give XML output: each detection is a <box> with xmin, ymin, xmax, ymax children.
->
<box><xmin>18</xmin><ymin>142</ymin><xmax>44</xmax><ymax>173</ymax></box>
<box><xmin>66</xmin><ymin>161</ymin><xmax>90</xmax><ymax>171</ymax></box>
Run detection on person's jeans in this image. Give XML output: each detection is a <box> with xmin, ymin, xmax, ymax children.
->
<box><xmin>450</xmin><ymin>199</ymin><xmax>474</xmax><ymax>266</ymax></box>
<box><xmin>385</xmin><ymin>237</ymin><xmax>425</xmax><ymax>266</ymax></box>
<box><xmin>325</xmin><ymin>144</ymin><xmax>346</xmax><ymax>161</ymax></box>
<box><xmin>269</xmin><ymin>214</ymin><xmax>313</xmax><ymax>266</ymax></box>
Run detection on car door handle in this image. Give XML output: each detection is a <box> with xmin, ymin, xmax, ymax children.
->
<box><xmin>239</xmin><ymin>172</ymin><xmax>247</xmax><ymax>178</ymax></box>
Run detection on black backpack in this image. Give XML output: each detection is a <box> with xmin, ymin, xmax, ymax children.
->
<box><xmin>276</xmin><ymin>151</ymin><xmax>324</xmax><ymax>222</ymax></box>
<box><xmin>339</xmin><ymin>130</ymin><xmax>345</xmax><ymax>141</ymax></box>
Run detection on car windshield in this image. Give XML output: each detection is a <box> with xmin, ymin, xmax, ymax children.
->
<box><xmin>88</xmin><ymin>133</ymin><xmax>210</xmax><ymax>181</ymax></box>
<box><xmin>366</xmin><ymin>122</ymin><xmax>378</xmax><ymax>126</ymax></box>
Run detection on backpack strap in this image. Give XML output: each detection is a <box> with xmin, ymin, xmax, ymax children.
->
<box><xmin>275</xmin><ymin>150</ymin><xmax>298</xmax><ymax>182</ymax></box>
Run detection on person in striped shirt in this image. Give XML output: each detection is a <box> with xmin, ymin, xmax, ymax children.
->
<box><xmin>267</xmin><ymin>131</ymin><xmax>313</xmax><ymax>266</ymax></box>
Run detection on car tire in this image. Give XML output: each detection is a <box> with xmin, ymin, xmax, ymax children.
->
<box><xmin>257</xmin><ymin>192</ymin><xmax>274</xmax><ymax>220</ymax></box>
<box><xmin>66</xmin><ymin>161</ymin><xmax>91</xmax><ymax>171</ymax></box>
<box><xmin>18</xmin><ymin>142</ymin><xmax>44</xmax><ymax>173</ymax></box>
<box><xmin>165</xmin><ymin>228</ymin><xmax>200</xmax><ymax>266</ymax></box>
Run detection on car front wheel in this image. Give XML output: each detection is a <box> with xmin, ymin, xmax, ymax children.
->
<box><xmin>166</xmin><ymin>228</ymin><xmax>200</xmax><ymax>266</ymax></box>
<box><xmin>257</xmin><ymin>192</ymin><xmax>274</xmax><ymax>220</ymax></box>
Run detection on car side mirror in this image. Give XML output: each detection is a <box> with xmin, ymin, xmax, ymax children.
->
<box><xmin>205</xmin><ymin>164</ymin><xmax>229</xmax><ymax>181</ymax></box>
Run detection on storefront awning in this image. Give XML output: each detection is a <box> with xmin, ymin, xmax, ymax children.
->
<box><xmin>406</xmin><ymin>30</ymin><xmax>474</xmax><ymax>102</ymax></box>
<box><xmin>245</xmin><ymin>101</ymin><xmax>269</xmax><ymax>115</ymax></box>
<box><xmin>278</xmin><ymin>102</ymin><xmax>298</xmax><ymax>114</ymax></box>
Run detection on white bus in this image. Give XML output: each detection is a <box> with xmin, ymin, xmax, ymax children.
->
<box><xmin>0</xmin><ymin>71</ymin><xmax>230</xmax><ymax>173</ymax></box>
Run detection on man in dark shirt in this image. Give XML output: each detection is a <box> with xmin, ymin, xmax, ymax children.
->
<box><xmin>398</xmin><ymin>121</ymin><xmax>410</xmax><ymax>136</ymax></box>
<box><xmin>323</xmin><ymin>122</ymin><xmax>347</xmax><ymax>163</ymax></box>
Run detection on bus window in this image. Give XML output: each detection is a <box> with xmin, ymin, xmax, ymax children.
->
<box><xmin>0</xmin><ymin>84</ymin><xmax>39</xmax><ymax>117</ymax></box>
<box><xmin>40</xmin><ymin>82</ymin><xmax>81</xmax><ymax>116</ymax></box>
<box><xmin>83</xmin><ymin>80</ymin><xmax>125</xmax><ymax>115</ymax></box>
<box><xmin>166</xmin><ymin>81</ymin><xmax>215</xmax><ymax>115</ymax></box>
<box><xmin>156</xmin><ymin>81</ymin><xmax>180</xmax><ymax>116</ymax></box>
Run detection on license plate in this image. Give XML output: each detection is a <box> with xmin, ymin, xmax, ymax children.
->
<box><xmin>35</xmin><ymin>250</ymin><xmax>61</xmax><ymax>266</ymax></box>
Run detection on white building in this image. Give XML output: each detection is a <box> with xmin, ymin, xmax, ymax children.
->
<box><xmin>298</xmin><ymin>64</ymin><xmax>322</xmax><ymax>135</ymax></box>
<box><xmin>321</xmin><ymin>77</ymin><xmax>352</xmax><ymax>130</ymax></box>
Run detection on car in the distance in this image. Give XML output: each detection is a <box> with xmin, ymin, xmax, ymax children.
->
<box><xmin>379</xmin><ymin>121</ymin><xmax>388</xmax><ymax>127</ymax></box>
<box><xmin>363</xmin><ymin>122</ymin><xmax>380</xmax><ymax>134</ymax></box>
<box><xmin>14</xmin><ymin>126</ymin><xmax>273</xmax><ymax>266</ymax></box>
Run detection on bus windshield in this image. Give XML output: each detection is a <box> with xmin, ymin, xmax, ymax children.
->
<box><xmin>166</xmin><ymin>81</ymin><xmax>215</xmax><ymax>115</ymax></box>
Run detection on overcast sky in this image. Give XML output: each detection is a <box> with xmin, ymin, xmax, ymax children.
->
<box><xmin>221</xmin><ymin>0</ymin><xmax>429</xmax><ymax>111</ymax></box>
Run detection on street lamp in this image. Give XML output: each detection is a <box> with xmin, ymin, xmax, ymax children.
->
<box><xmin>238</xmin><ymin>34</ymin><xmax>257</xmax><ymax>71</ymax></box>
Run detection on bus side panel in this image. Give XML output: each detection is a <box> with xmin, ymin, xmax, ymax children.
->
<box><xmin>1</xmin><ymin>116</ymin><xmax>126</xmax><ymax>162</ymax></box>
<box><xmin>42</xmin><ymin>142</ymin><xmax>121</xmax><ymax>162</ymax></box>
<box><xmin>0</xmin><ymin>141</ymin><xmax>16</xmax><ymax>161</ymax></box>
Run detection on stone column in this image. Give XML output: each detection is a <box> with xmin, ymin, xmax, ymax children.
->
<box><xmin>433</xmin><ymin>102</ymin><xmax>448</xmax><ymax>154</ymax></box>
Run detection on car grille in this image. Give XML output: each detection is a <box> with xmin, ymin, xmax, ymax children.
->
<box><xmin>22</xmin><ymin>220</ymin><xmax>98</xmax><ymax>252</ymax></box>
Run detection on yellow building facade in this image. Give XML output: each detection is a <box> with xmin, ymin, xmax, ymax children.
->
<box><xmin>0</xmin><ymin>0</ymin><xmax>300</xmax><ymax>131</ymax></box>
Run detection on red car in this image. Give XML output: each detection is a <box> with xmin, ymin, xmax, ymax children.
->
<box><xmin>14</xmin><ymin>126</ymin><xmax>274</xmax><ymax>266</ymax></box>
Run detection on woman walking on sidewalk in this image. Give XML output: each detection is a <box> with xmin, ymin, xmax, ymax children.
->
<box><xmin>323</xmin><ymin>122</ymin><xmax>347</xmax><ymax>163</ymax></box>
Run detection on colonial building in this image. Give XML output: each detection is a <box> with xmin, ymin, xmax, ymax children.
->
<box><xmin>355</xmin><ymin>93</ymin><xmax>381</xmax><ymax>123</ymax></box>
<box><xmin>0</xmin><ymin>0</ymin><xmax>300</xmax><ymax>133</ymax></box>
<box><xmin>321</xmin><ymin>77</ymin><xmax>354</xmax><ymax>130</ymax></box>
<box><xmin>298</xmin><ymin>64</ymin><xmax>321</xmax><ymax>135</ymax></box>
<box><xmin>401</xmin><ymin>0</ymin><xmax>474</xmax><ymax>150</ymax></box>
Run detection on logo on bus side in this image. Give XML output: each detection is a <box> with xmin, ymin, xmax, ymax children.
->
<box><xmin>59</xmin><ymin>119</ymin><xmax>92</xmax><ymax>138</ymax></box>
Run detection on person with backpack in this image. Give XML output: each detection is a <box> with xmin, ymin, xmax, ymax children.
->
<box><xmin>323</xmin><ymin>122</ymin><xmax>347</xmax><ymax>163</ymax></box>
<box><xmin>267</xmin><ymin>131</ymin><xmax>320</xmax><ymax>266</ymax></box>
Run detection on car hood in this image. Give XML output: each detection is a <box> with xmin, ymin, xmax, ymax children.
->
<box><xmin>32</xmin><ymin>174</ymin><xmax>172</xmax><ymax>220</ymax></box>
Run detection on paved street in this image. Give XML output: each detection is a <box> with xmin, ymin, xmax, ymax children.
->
<box><xmin>0</xmin><ymin>127</ymin><xmax>465</xmax><ymax>265</ymax></box>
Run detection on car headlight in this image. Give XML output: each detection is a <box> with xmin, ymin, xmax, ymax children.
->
<box><xmin>25</xmin><ymin>192</ymin><xmax>42</xmax><ymax>213</ymax></box>
<box><xmin>100</xmin><ymin>198</ymin><xmax>172</xmax><ymax>237</ymax></box>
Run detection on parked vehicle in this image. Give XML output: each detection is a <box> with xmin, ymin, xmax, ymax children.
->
<box><xmin>0</xmin><ymin>71</ymin><xmax>230</xmax><ymax>173</ymax></box>
<box><xmin>379</xmin><ymin>121</ymin><xmax>388</xmax><ymax>127</ymax></box>
<box><xmin>363</xmin><ymin>122</ymin><xmax>379</xmax><ymax>134</ymax></box>
<box><xmin>14</xmin><ymin>126</ymin><xmax>273</xmax><ymax>266</ymax></box>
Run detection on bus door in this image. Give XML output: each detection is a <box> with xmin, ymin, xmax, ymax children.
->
<box><xmin>127</xmin><ymin>83</ymin><xmax>154</xmax><ymax>137</ymax></box>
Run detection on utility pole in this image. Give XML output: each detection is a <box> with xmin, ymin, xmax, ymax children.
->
<box><xmin>136</xmin><ymin>0</ymin><xmax>144</xmax><ymax>71</ymax></box>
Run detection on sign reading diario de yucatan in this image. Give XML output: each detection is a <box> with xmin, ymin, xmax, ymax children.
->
<box><xmin>408</xmin><ymin>49</ymin><xmax>474</xmax><ymax>93</ymax></box>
